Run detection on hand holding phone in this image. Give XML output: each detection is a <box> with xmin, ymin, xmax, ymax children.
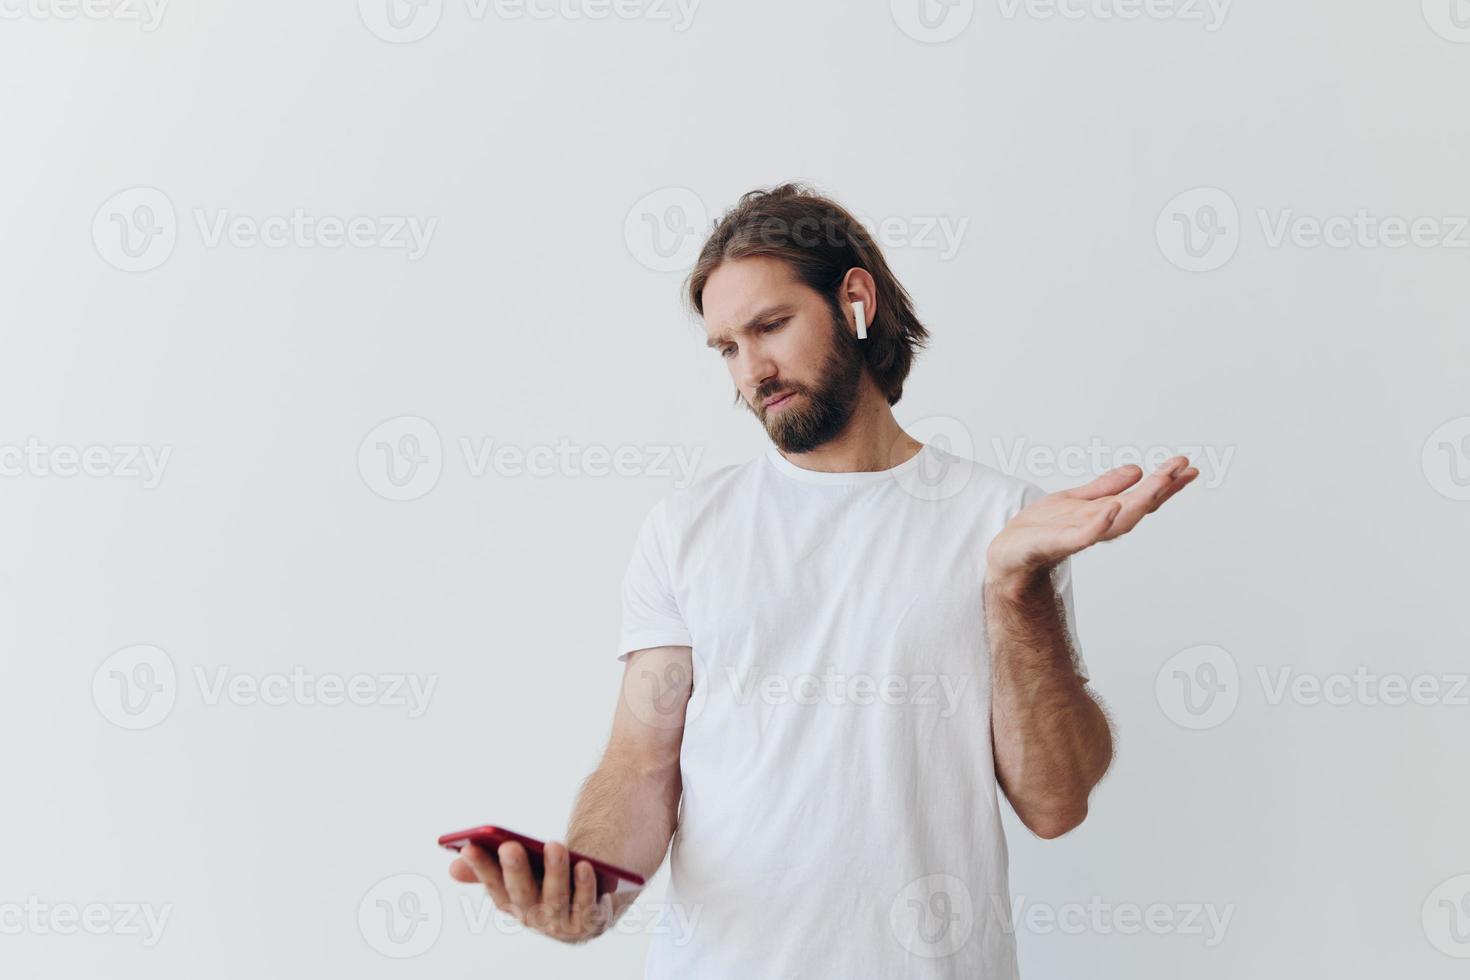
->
<box><xmin>442</xmin><ymin>826</ymin><xmax>645</xmax><ymax>944</ymax></box>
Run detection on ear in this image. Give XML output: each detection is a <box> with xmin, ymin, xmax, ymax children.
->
<box><xmin>840</xmin><ymin>268</ymin><xmax>877</xmax><ymax>338</ymax></box>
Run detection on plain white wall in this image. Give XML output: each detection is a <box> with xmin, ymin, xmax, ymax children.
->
<box><xmin>2</xmin><ymin>1</ymin><xmax>1467</xmax><ymax>977</ymax></box>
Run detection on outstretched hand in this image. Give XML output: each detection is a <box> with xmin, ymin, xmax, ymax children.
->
<box><xmin>450</xmin><ymin>840</ymin><xmax>613</xmax><ymax>944</ymax></box>
<box><xmin>986</xmin><ymin>456</ymin><xmax>1198</xmax><ymax>589</ymax></box>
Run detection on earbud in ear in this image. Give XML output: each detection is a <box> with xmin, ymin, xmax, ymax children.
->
<box><xmin>853</xmin><ymin>300</ymin><xmax>867</xmax><ymax>341</ymax></box>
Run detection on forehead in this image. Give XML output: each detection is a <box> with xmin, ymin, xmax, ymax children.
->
<box><xmin>702</xmin><ymin>256</ymin><xmax>807</xmax><ymax>337</ymax></box>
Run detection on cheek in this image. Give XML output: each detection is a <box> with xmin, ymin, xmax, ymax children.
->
<box><xmin>771</xmin><ymin>331</ymin><xmax>823</xmax><ymax>381</ymax></box>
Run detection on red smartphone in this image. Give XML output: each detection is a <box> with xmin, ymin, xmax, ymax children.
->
<box><xmin>439</xmin><ymin>825</ymin><xmax>646</xmax><ymax>896</ymax></box>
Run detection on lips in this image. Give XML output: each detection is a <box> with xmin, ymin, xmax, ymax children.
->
<box><xmin>764</xmin><ymin>391</ymin><xmax>796</xmax><ymax>411</ymax></box>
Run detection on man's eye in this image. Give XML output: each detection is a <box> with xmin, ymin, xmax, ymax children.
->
<box><xmin>720</xmin><ymin>346</ymin><xmax>735</xmax><ymax>359</ymax></box>
<box><xmin>761</xmin><ymin>319</ymin><xmax>787</xmax><ymax>333</ymax></box>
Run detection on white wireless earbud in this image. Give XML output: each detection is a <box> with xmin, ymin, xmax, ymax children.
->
<box><xmin>853</xmin><ymin>300</ymin><xmax>867</xmax><ymax>340</ymax></box>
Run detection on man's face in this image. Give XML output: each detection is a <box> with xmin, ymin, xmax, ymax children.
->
<box><xmin>703</xmin><ymin>256</ymin><xmax>865</xmax><ymax>454</ymax></box>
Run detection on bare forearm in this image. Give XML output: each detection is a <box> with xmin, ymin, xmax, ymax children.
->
<box><xmin>567</xmin><ymin>755</ymin><xmax>681</xmax><ymax>884</ymax></box>
<box><xmin>986</xmin><ymin>573</ymin><xmax>1113</xmax><ymax>838</ymax></box>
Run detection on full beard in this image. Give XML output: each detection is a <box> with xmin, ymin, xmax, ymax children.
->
<box><xmin>747</xmin><ymin>304</ymin><xmax>865</xmax><ymax>454</ymax></box>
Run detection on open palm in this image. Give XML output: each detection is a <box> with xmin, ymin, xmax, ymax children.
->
<box><xmin>987</xmin><ymin>456</ymin><xmax>1198</xmax><ymax>584</ymax></box>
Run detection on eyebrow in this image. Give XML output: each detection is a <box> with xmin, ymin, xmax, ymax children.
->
<box><xmin>704</xmin><ymin>304</ymin><xmax>797</xmax><ymax>350</ymax></box>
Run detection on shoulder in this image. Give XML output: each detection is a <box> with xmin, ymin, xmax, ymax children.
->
<box><xmin>636</xmin><ymin>455</ymin><xmax>762</xmax><ymax>532</ymax></box>
<box><xmin>924</xmin><ymin>444</ymin><xmax>1048</xmax><ymax>516</ymax></box>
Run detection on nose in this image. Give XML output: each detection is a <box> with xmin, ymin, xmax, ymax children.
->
<box><xmin>735</xmin><ymin>348</ymin><xmax>777</xmax><ymax>405</ymax></box>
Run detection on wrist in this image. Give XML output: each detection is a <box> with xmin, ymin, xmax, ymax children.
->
<box><xmin>984</xmin><ymin>564</ymin><xmax>1053</xmax><ymax>604</ymax></box>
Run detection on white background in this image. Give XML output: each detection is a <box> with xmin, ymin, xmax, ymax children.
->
<box><xmin>2</xmin><ymin>1</ymin><xmax>1468</xmax><ymax>977</ymax></box>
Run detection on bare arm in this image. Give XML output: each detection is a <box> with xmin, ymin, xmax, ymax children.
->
<box><xmin>451</xmin><ymin>644</ymin><xmax>693</xmax><ymax>942</ymax></box>
<box><xmin>985</xmin><ymin>457</ymin><xmax>1197</xmax><ymax>839</ymax></box>
<box><xmin>567</xmin><ymin>644</ymin><xmax>692</xmax><ymax>908</ymax></box>
<box><xmin>987</xmin><ymin>574</ymin><xmax>1113</xmax><ymax>838</ymax></box>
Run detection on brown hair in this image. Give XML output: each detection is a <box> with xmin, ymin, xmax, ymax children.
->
<box><xmin>684</xmin><ymin>182</ymin><xmax>930</xmax><ymax>406</ymax></box>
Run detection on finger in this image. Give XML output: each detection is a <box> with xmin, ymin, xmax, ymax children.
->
<box><xmin>498</xmin><ymin>841</ymin><xmax>541</xmax><ymax>914</ymax></box>
<box><xmin>570</xmin><ymin>859</ymin><xmax>598</xmax><ymax>933</ymax></box>
<box><xmin>1103</xmin><ymin>463</ymin><xmax>1196</xmax><ymax>539</ymax></box>
<box><xmin>1146</xmin><ymin>455</ymin><xmax>1193</xmax><ymax>481</ymax></box>
<box><xmin>1106</xmin><ymin>458</ymin><xmax>1189</xmax><ymax>528</ymax></box>
<box><xmin>457</xmin><ymin>843</ymin><xmax>513</xmax><ymax>910</ymax></box>
<box><xmin>1055</xmin><ymin>499</ymin><xmax>1122</xmax><ymax>552</ymax></box>
<box><xmin>541</xmin><ymin>842</ymin><xmax>573</xmax><ymax>931</ymax></box>
<box><xmin>1148</xmin><ymin>467</ymin><xmax>1198</xmax><ymax>512</ymax></box>
<box><xmin>1063</xmin><ymin>465</ymin><xmax>1143</xmax><ymax>501</ymax></box>
<box><xmin>1102</xmin><ymin>494</ymin><xmax>1154</xmax><ymax>538</ymax></box>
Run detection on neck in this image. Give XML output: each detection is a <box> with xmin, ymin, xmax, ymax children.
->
<box><xmin>775</xmin><ymin>380</ymin><xmax>923</xmax><ymax>474</ymax></box>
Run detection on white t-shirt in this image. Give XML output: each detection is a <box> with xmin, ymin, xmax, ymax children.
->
<box><xmin>617</xmin><ymin>441</ymin><xmax>1087</xmax><ymax>979</ymax></box>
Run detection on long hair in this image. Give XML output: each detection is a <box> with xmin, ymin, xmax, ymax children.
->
<box><xmin>684</xmin><ymin>183</ymin><xmax>930</xmax><ymax>405</ymax></box>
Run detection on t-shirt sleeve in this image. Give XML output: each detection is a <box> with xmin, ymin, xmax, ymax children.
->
<box><xmin>1019</xmin><ymin>482</ymin><xmax>1090</xmax><ymax>682</ymax></box>
<box><xmin>617</xmin><ymin>497</ymin><xmax>693</xmax><ymax>662</ymax></box>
